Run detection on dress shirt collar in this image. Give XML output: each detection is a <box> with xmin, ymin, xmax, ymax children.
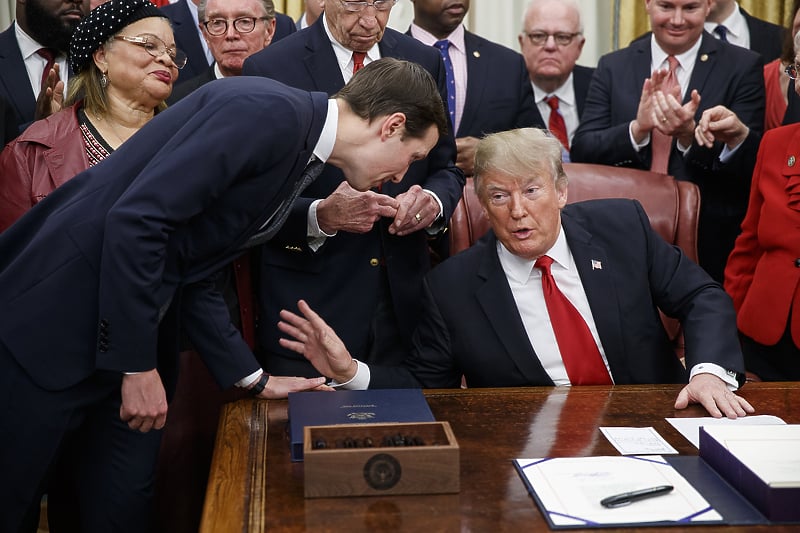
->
<box><xmin>650</xmin><ymin>33</ymin><xmax>701</xmax><ymax>79</ymax></box>
<box><xmin>15</xmin><ymin>22</ymin><xmax>55</xmax><ymax>60</ymax></box>
<box><xmin>323</xmin><ymin>14</ymin><xmax>381</xmax><ymax>75</ymax></box>
<box><xmin>409</xmin><ymin>22</ymin><xmax>465</xmax><ymax>54</ymax></box>
<box><xmin>496</xmin><ymin>224</ymin><xmax>570</xmax><ymax>285</ymax></box>
<box><xmin>312</xmin><ymin>98</ymin><xmax>338</xmax><ymax>163</ymax></box>
<box><xmin>703</xmin><ymin>3</ymin><xmax>747</xmax><ymax>44</ymax></box>
<box><xmin>213</xmin><ymin>62</ymin><xmax>224</xmax><ymax>79</ymax></box>
<box><xmin>532</xmin><ymin>72</ymin><xmax>576</xmax><ymax>107</ymax></box>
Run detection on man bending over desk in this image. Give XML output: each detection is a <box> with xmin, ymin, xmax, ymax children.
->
<box><xmin>279</xmin><ymin>128</ymin><xmax>754</xmax><ymax>420</ymax></box>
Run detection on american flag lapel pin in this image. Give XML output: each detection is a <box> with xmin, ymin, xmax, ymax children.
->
<box><xmin>591</xmin><ymin>259</ymin><xmax>602</xmax><ymax>270</ymax></box>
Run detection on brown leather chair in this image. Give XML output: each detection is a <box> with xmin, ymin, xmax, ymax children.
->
<box><xmin>448</xmin><ymin>162</ymin><xmax>701</xmax><ymax>352</ymax></box>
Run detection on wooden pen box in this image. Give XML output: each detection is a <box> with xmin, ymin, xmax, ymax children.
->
<box><xmin>303</xmin><ymin>421</ymin><xmax>459</xmax><ymax>498</ymax></box>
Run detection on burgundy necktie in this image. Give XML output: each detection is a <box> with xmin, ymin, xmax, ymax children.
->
<box><xmin>535</xmin><ymin>255</ymin><xmax>612</xmax><ymax>386</ymax></box>
<box><xmin>650</xmin><ymin>55</ymin><xmax>679</xmax><ymax>174</ymax></box>
<box><xmin>546</xmin><ymin>96</ymin><xmax>569</xmax><ymax>150</ymax></box>
<box><xmin>352</xmin><ymin>52</ymin><xmax>366</xmax><ymax>74</ymax></box>
<box><xmin>37</xmin><ymin>48</ymin><xmax>57</xmax><ymax>90</ymax></box>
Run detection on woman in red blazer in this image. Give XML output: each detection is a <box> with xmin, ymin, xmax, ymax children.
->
<box><xmin>724</xmin><ymin>119</ymin><xmax>800</xmax><ymax>381</ymax></box>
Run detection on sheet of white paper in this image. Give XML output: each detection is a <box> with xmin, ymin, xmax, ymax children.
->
<box><xmin>514</xmin><ymin>456</ymin><xmax>722</xmax><ymax>527</ymax></box>
<box><xmin>666</xmin><ymin>414</ymin><xmax>786</xmax><ymax>448</ymax></box>
<box><xmin>600</xmin><ymin>426</ymin><xmax>678</xmax><ymax>455</ymax></box>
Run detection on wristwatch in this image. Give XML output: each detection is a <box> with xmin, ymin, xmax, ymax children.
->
<box><xmin>250</xmin><ymin>373</ymin><xmax>269</xmax><ymax>396</ymax></box>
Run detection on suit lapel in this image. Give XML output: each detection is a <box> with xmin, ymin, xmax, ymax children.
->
<box><xmin>475</xmin><ymin>233</ymin><xmax>553</xmax><ymax>384</ymax></box>
<box><xmin>458</xmin><ymin>32</ymin><xmax>486</xmax><ymax>137</ymax></box>
<box><xmin>303</xmin><ymin>23</ymin><xmax>346</xmax><ymax>94</ymax></box>
<box><xmin>560</xmin><ymin>210</ymin><xmax>628</xmax><ymax>381</ymax></box>
<box><xmin>685</xmin><ymin>32</ymin><xmax>718</xmax><ymax>105</ymax></box>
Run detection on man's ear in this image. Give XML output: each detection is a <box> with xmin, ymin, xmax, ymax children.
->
<box><xmin>380</xmin><ymin>112</ymin><xmax>407</xmax><ymax>140</ymax></box>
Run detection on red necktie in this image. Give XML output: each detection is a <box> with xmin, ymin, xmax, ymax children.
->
<box><xmin>535</xmin><ymin>255</ymin><xmax>612</xmax><ymax>386</ymax></box>
<box><xmin>546</xmin><ymin>96</ymin><xmax>569</xmax><ymax>150</ymax></box>
<box><xmin>37</xmin><ymin>48</ymin><xmax>57</xmax><ymax>90</ymax></box>
<box><xmin>650</xmin><ymin>55</ymin><xmax>679</xmax><ymax>174</ymax></box>
<box><xmin>352</xmin><ymin>52</ymin><xmax>366</xmax><ymax>74</ymax></box>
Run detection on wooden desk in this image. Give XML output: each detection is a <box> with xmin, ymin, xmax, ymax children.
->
<box><xmin>200</xmin><ymin>383</ymin><xmax>800</xmax><ymax>532</ymax></box>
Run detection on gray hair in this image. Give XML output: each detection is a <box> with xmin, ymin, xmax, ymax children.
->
<box><xmin>198</xmin><ymin>0</ymin><xmax>275</xmax><ymax>22</ymax></box>
<box><xmin>521</xmin><ymin>0</ymin><xmax>583</xmax><ymax>33</ymax></box>
<box><xmin>474</xmin><ymin>128</ymin><xmax>567</xmax><ymax>199</ymax></box>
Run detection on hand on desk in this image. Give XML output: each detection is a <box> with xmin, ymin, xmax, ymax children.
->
<box><xmin>278</xmin><ymin>299</ymin><xmax>357</xmax><ymax>383</ymax></box>
<box><xmin>255</xmin><ymin>375</ymin><xmax>332</xmax><ymax>398</ymax></box>
<box><xmin>120</xmin><ymin>369</ymin><xmax>168</xmax><ymax>432</ymax></box>
<box><xmin>674</xmin><ymin>373</ymin><xmax>755</xmax><ymax>419</ymax></box>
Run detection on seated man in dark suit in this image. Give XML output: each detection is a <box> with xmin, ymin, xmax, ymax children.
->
<box><xmin>519</xmin><ymin>0</ymin><xmax>593</xmax><ymax>156</ymax></box>
<box><xmin>168</xmin><ymin>0</ymin><xmax>276</xmax><ymax>102</ymax></box>
<box><xmin>571</xmin><ymin>0</ymin><xmax>765</xmax><ymax>284</ymax></box>
<box><xmin>160</xmin><ymin>0</ymin><xmax>294</xmax><ymax>80</ymax></box>
<box><xmin>705</xmin><ymin>0</ymin><xmax>784</xmax><ymax>62</ymax></box>
<box><xmin>279</xmin><ymin>127</ymin><xmax>755</xmax><ymax>420</ymax></box>
<box><xmin>408</xmin><ymin>0</ymin><xmax>543</xmax><ymax>177</ymax></box>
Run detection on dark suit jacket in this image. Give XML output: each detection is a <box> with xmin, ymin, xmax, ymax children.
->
<box><xmin>161</xmin><ymin>0</ymin><xmax>296</xmax><ymax>81</ymax></box>
<box><xmin>572</xmin><ymin>64</ymin><xmax>595</xmax><ymax>119</ymax></box>
<box><xmin>167</xmin><ymin>64</ymin><xmax>215</xmax><ymax>103</ymax></box>
<box><xmin>445</xmin><ymin>29</ymin><xmax>544</xmax><ymax>137</ymax></box>
<box><xmin>242</xmin><ymin>22</ymin><xmax>465</xmax><ymax>376</ymax></box>
<box><xmin>0</xmin><ymin>94</ymin><xmax>16</xmax><ymax>145</ymax></box>
<box><xmin>571</xmin><ymin>32</ymin><xmax>765</xmax><ymax>282</ymax></box>
<box><xmin>742</xmin><ymin>7</ymin><xmax>784</xmax><ymax>63</ymax></box>
<box><xmin>0</xmin><ymin>23</ymin><xmax>35</xmax><ymax>132</ymax></box>
<box><xmin>0</xmin><ymin>77</ymin><xmax>328</xmax><ymax>392</ymax></box>
<box><xmin>370</xmin><ymin>199</ymin><xmax>744</xmax><ymax>389</ymax></box>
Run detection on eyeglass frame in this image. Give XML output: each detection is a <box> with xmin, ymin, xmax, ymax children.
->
<box><xmin>337</xmin><ymin>0</ymin><xmax>397</xmax><ymax>13</ymax></box>
<box><xmin>113</xmin><ymin>34</ymin><xmax>187</xmax><ymax>69</ymax></box>
<box><xmin>202</xmin><ymin>16</ymin><xmax>269</xmax><ymax>36</ymax></box>
<box><xmin>522</xmin><ymin>31</ymin><xmax>583</xmax><ymax>47</ymax></box>
<box><xmin>785</xmin><ymin>62</ymin><xmax>800</xmax><ymax>80</ymax></box>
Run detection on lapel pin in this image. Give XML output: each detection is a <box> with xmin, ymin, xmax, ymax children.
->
<box><xmin>700</xmin><ymin>54</ymin><xmax>708</xmax><ymax>62</ymax></box>
<box><xmin>591</xmin><ymin>259</ymin><xmax>602</xmax><ymax>270</ymax></box>
<box><xmin>473</xmin><ymin>51</ymin><xmax>480</xmax><ymax>58</ymax></box>
<box><xmin>789</xmin><ymin>156</ymin><xmax>796</xmax><ymax>167</ymax></box>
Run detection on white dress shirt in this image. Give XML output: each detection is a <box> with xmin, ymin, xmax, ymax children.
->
<box><xmin>15</xmin><ymin>23</ymin><xmax>69</xmax><ymax>102</ymax></box>
<box><xmin>704</xmin><ymin>4</ymin><xmax>750</xmax><ymax>50</ymax></box>
<box><xmin>533</xmin><ymin>73</ymin><xmax>580</xmax><ymax>145</ymax></box>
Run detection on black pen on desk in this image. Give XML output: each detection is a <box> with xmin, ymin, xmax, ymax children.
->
<box><xmin>600</xmin><ymin>485</ymin><xmax>674</xmax><ymax>508</ymax></box>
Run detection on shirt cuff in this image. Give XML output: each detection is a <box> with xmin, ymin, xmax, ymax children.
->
<box><xmin>329</xmin><ymin>359</ymin><xmax>370</xmax><ymax>390</ymax></box>
<box><xmin>718</xmin><ymin>141</ymin><xmax>742</xmax><ymax>162</ymax></box>
<box><xmin>308</xmin><ymin>199</ymin><xmax>337</xmax><ymax>251</ymax></box>
<box><xmin>689</xmin><ymin>363</ymin><xmax>739</xmax><ymax>390</ymax></box>
<box><xmin>235</xmin><ymin>369</ymin><xmax>263</xmax><ymax>388</ymax></box>
<box><xmin>629</xmin><ymin>121</ymin><xmax>650</xmax><ymax>152</ymax></box>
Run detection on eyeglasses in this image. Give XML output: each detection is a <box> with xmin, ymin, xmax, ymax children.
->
<box><xmin>203</xmin><ymin>17</ymin><xmax>268</xmax><ymax>36</ymax></box>
<box><xmin>113</xmin><ymin>35</ymin><xmax>187</xmax><ymax>69</ymax></box>
<box><xmin>338</xmin><ymin>0</ymin><xmax>397</xmax><ymax>13</ymax></box>
<box><xmin>786</xmin><ymin>62</ymin><xmax>800</xmax><ymax>80</ymax></box>
<box><xmin>522</xmin><ymin>31</ymin><xmax>582</xmax><ymax>47</ymax></box>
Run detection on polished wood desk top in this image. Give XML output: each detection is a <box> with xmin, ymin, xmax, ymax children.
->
<box><xmin>200</xmin><ymin>383</ymin><xmax>800</xmax><ymax>533</ymax></box>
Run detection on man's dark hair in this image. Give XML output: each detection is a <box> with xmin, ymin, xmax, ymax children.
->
<box><xmin>335</xmin><ymin>57</ymin><xmax>449</xmax><ymax>139</ymax></box>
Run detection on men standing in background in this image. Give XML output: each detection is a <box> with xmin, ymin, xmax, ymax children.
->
<box><xmin>409</xmin><ymin>0</ymin><xmax>543</xmax><ymax>177</ymax></box>
<box><xmin>571</xmin><ymin>0</ymin><xmax>764</xmax><ymax>283</ymax></box>
<box><xmin>519</xmin><ymin>0</ymin><xmax>593</xmax><ymax>155</ymax></box>
<box><xmin>705</xmin><ymin>0</ymin><xmax>784</xmax><ymax>62</ymax></box>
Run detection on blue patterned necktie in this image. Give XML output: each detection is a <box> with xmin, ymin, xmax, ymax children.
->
<box><xmin>713</xmin><ymin>24</ymin><xmax>729</xmax><ymax>42</ymax></box>
<box><xmin>434</xmin><ymin>39</ymin><xmax>456</xmax><ymax>130</ymax></box>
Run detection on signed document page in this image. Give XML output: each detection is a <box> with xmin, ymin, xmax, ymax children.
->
<box><xmin>513</xmin><ymin>456</ymin><xmax>722</xmax><ymax>528</ymax></box>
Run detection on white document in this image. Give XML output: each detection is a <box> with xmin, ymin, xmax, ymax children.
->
<box><xmin>514</xmin><ymin>456</ymin><xmax>722</xmax><ymax>527</ymax></box>
<box><xmin>702</xmin><ymin>425</ymin><xmax>800</xmax><ymax>488</ymax></box>
<box><xmin>600</xmin><ymin>427</ymin><xmax>678</xmax><ymax>455</ymax></box>
<box><xmin>666</xmin><ymin>414</ymin><xmax>786</xmax><ymax>448</ymax></box>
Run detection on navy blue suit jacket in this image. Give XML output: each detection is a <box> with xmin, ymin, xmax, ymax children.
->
<box><xmin>451</xmin><ymin>30</ymin><xmax>543</xmax><ymax>137</ymax></box>
<box><xmin>0</xmin><ymin>23</ymin><xmax>35</xmax><ymax>131</ymax></box>
<box><xmin>242</xmin><ymin>22</ymin><xmax>465</xmax><ymax>376</ymax></box>
<box><xmin>572</xmin><ymin>64</ymin><xmax>595</xmax><ymax>119</ymax></box>
<box><xmin>161</xmin><ymin>0</ymin><xmax>296</xmax><ymax>81</ymax></box>
<box><xmin>742</xmin><ymin>7</ymin><xmax>784</xmax><ymax>63</ymax></box>
<box><xmin>0</xmin><ymin>77</ymin><xmax>328</xmax><ymax>392</ymax></box>
<box><xmin>370</xmin><ymin>199</ymin><xmax>744</xmax><ymax>389</ymax></box>
<box><xmin>571</xmin><ymin>32</ymin><xmax>765</xmax><ymax>282</ymax></box>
